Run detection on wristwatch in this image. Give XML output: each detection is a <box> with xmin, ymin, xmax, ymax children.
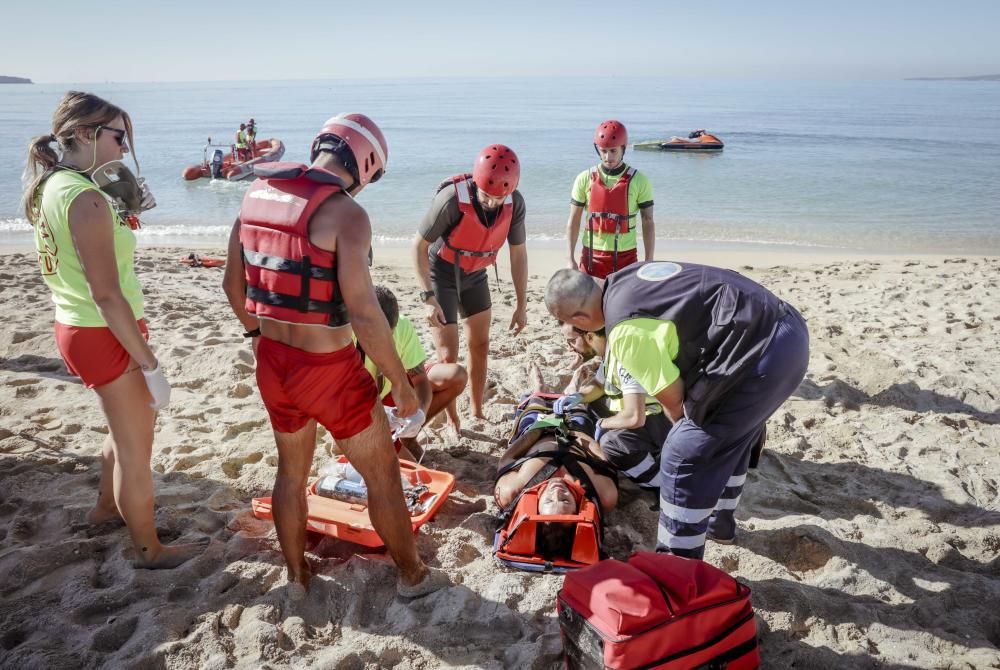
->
<box><xmin>419</xmin><ymin>290</ymin><xmax>435</xmax><ymax>303</ymax></box>
<box><xmin>243</xmin><ymin>327</ymin><xmax>261</xmax><ymax>338</ymax></box>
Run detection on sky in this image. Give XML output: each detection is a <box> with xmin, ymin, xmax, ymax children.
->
<box><xmin>2</xmin><ymin>0</ymin><xmax>999</xmax><ymax>82</ymax></box>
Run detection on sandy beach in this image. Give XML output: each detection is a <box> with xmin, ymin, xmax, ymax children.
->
<box><xmin>1</xmin><ymin>244</ymin><xmax>998</xmax><ymax>670</ymax></box>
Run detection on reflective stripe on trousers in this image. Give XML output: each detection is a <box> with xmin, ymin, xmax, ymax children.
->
<box><xmin>657</xmin><ymin>306</ymin><xmax>810</xmax><ymax>559</ymax></box>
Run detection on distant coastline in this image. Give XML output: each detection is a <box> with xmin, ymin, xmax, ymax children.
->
<box><xmin>0</xmin><ymin>76</ymin><xmax>32</xmax><ymax>84</ymax></box>
<box><xmin>905</xmin><ymin>73</ymin><xmax>1000</xmax><ymax>81</ymax></box>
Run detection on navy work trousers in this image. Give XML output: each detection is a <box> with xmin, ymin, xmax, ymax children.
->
<box><xmin>656</xmin><ymin>306</ymin><xmax>810</xmax><ymax>559</ymax></box>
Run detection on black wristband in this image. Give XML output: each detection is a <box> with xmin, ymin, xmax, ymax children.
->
<box><xmin>419</xmin><ymin>289</ymin><xmax>435</xmax><ymax>303</ymax></box>
<box><xmin>242</xmin><ymin>327</ymin><xmax>261</xmax><ymax>338</ymax></box>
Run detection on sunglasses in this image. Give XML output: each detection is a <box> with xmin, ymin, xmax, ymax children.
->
<box><xmin>98</xmin><ymin>125</ymin><xmax>128</xmax><ymax>147</ymax></box>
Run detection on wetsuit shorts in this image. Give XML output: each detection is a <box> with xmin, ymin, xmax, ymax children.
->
<box><xmin>256</xmin><ymin>337</ymin><xmax>377</xmax><ymax>438</ymax></box>
<box><xmin>430</xmin><ymin>254</ymin><xmax>491</xmax><ymax>324</ymax></box>
<box><xmin>55</xmin><ymin>319</ymin><xmax>148</xmax><ymax>389</ymax></box>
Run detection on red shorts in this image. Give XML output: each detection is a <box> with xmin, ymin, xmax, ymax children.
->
<box><xmin>54</xmin><ymin>319</ymin><xmax>148</xmax><ymax>389</ymax></box>
<box><xmin>255</xmin><ymin>337</ymin><xmax>377</xmax><ymax>438</ymax></box>
<box><xmin>579</xmin><ymin>247</ymin><xmax>639</xmax><ymax>279</ymax></box>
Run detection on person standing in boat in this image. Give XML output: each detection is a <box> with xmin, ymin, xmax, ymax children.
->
<box><xmin>566</xmin><ymin>120</ymin><xmax>656</xmax><ymax>279</ymax></box>
<box><xmin>412</xmin><ymin>145</ymin><xmax>528</xmax><ymax>423</ymax></box>
<box><xmin>246</xmin><ymin>118</ymin><xmax>257</xmax><ymax>158</ymax></box>
<box><xmin>235</xmin><ymin>123</ymin><xmax>249</xmax><ymax>162</ymax></box>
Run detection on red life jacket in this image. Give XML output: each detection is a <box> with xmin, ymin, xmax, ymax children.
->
<box><xmin>239</xmin><ymin>162</ymin><xmax>350</xmax><ymax>328</ymax></box>
<box><xmin>586</xmin><ymin>165</ymin><xmax>636</xmax><ymax>236</ymax></box>
<box><xmin>436</xmin><ymin>173</ymin><xmax>513</xmax><ymax>273</ymax></box>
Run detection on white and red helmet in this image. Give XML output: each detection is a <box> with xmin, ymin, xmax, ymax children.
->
<box><xmin>311</xmin><ymin>113</ymin><xmax>388</xmax><ymax>186</ymax></box>
<box><xmin>593</xmin><ymin>119</ymin><xmax>628</xmax><ymax>148</ymax></box>
<box><xmin>472</xmin><ymin>144</ymin><xmax>520</xmax><ymax>198</ymax></box>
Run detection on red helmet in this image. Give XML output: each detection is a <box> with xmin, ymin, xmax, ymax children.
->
<box><xmin>472</xmin><ymin>144</ymin><xmax>520</xmax><ymax>198</ymax></box>
<box><xmin>593</xmin><ymin>119</ymin><xmax>628</xmax><ymax>148</ymax></box>
<box><xmin>311</xmin><ymin>113</ymin><xmax>388</xmax><ymax>186</ymax></box>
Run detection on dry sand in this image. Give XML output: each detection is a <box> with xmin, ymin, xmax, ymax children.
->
<box><xmin>0</xmin><ymin>245</ymin><xmax>998</xmax><ymax>669</ymax></box>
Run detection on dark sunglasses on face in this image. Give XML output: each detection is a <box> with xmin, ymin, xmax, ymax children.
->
<box><xmin>98</xmin><ymin>125</ymin><xmax>128</xmax><ymax>147</ymax></box>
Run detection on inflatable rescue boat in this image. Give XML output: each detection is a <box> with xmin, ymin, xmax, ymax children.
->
<box><xmin>182</xmin><ymin>138</ymin><xmax>285</xmax><ymax>181</ymax></box>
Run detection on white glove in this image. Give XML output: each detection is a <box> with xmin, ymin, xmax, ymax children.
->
<box><xmin>137</xmin><ymin>177</ymin><xmax>157</xmax><ymax>211</ymax></box>
<box><xmin>142</xmin><ymin>362</ymin><xmax>171</xmax><ymax>410</ymax></box>
<box><xmin>385</xmin><ymin>406</ymin><xmax>425</xmax><ymax>439</ymax></box>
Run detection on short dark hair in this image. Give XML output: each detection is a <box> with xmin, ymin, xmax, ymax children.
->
<box><xmin>312</xmin><ymin>135</ymin><xmax>360</xmax><ymax>185</ymax></box>
<box><xmin>545</xmin><ymin>269</ymin><xmax>597</xmax><ymax>316</ymax></box>
<box><xmin>535</xmin><ymin>521</ymin><xmax>577</xmax><ymax>561</ymax></box>
<box><xmin>374</xmin><ymin>285</ymin><xmax>399</xmax><ymax>329</ymax></box>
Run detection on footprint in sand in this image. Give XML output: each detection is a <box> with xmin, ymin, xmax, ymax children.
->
<box><xmin>11</xmin><ymin>331</ymin><xmax>44</xmax><ymax>344</ymax></box>
<box><xmin>233</xmin><ymin>363</ymin><xmax>255</xmax><ymax>377</ymax></box>
<box><xmin>224</xmin><ymin>419</ymin><xmax>268</xmax><ymax>441</ymax></box>
<box><xmin>89</xmin><ymin>615</ymin><xmax>139</xmax><ymax>653</ymax></box>
<box><xmin>14</xmin><ymin>385</ymin><xmax>40</xmax><ymax>399</ymax></box>
<box><xmin>1</xmin><ymin>627</ymin><xmax>31</xmax><ymax>652</ymax></box>
<box><xmin>455</xmin><ymin>542</ymin><xmax>482</xmax><ymax>565</ymax></box>
<box><xmin>228</xmin><ymin>383</ymin><xmax>253</xmax><ymax>399</ymax></box>
<box><xmin>167</xmin><ymin>585</ymin><xmax>197</xmax><ymax>603</ymax></box>
<box><xmin>9</xmin><ymin>517</ymin><xmax>34</xmax><ymax>541</ymax></box>
<box><xmin>175</xmin><ymin>378</ymin><xmax>207</xmax><ymax>390</ymax></box>
<box><xmin>221</xmin><ymin>452</ymin><xmax>264</xmax><ymax>479</ymax></box>
<box><xmin>756</xmin><ymin>527</ymin><xmax>836</xmax><ymax>573</ymax></box>
<box><xmin>172</xmin><ymin>455</ymin><xmax>207</xmax><ymax>472</ymax></box>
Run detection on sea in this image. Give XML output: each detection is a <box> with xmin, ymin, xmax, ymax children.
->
<box><xmin>1</xmin><ymin>77</ymin><xmax>998</xmax><ymax>254</ymax></box>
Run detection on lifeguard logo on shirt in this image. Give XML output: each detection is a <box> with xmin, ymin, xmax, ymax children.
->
<box><xmin>36</xmin><ymin>217</ymin><xmax>58</xmax><ymax>276</ymax></box>
<box><xmin>636</xmin><ymin>261</ymin><xmax>682</xmax><ymax>282</ymax></box>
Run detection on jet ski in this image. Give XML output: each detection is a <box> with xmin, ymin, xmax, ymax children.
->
<box><xmin>634</xmin><ymin>129</ymin><xmax>724</xmax><ymax>151</ymax></box>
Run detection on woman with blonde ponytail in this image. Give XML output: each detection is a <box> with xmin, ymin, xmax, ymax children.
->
<box><xmin>23</xmin><ymin>91</ymin><xmax>207</xmax><ymax>569</ymax></box>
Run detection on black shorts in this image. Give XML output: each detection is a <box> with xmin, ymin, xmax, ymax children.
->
<box><xmin>430</xmin><ymin>254</ymin><xmax>492</xmax><ymax>325</ymax></box>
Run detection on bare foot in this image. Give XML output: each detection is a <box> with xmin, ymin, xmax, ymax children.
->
<box><xmin>133</xmin><ymin>538</ymin><xmax>209</xmax><ymax>570</ymax></box>
<box><xmin>398</xmin><ymin>566</ymin><xmax>450</xmax><ymax>598</ymax></box>
<box><xmin>286</xmin><ymin>581</ymin><xmax>308</xmax><ymax>601</ymax></box>
<box><xmin>86</xmin><ymin>502</ymin><xmax>123</xmax><ymax>526</ymax></box>
<box><xmin>286</xmin><ymin>563</ymin><xmax>312</xmax><ymax>599</ymax></box>
<box><xmin>526</xmin><ymin>359</ymin><xmax>546</xmax><ymax>393</ymax></box>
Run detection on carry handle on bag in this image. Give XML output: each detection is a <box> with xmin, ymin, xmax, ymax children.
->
<box><xmin>558</xmin><ymin>552</ymin><xmax>759</xmax><ymax>669</ymax></box>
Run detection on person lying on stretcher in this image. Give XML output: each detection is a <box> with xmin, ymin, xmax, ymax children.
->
<box><xmin>491</xmin><ymin>369</ymin><xmax>618</xmax><ymax>570</ymax></box>
<box><xmin>494</xmin><ymin>387</ymin><xmax>619</xmax><ymax>513</ymax></box>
